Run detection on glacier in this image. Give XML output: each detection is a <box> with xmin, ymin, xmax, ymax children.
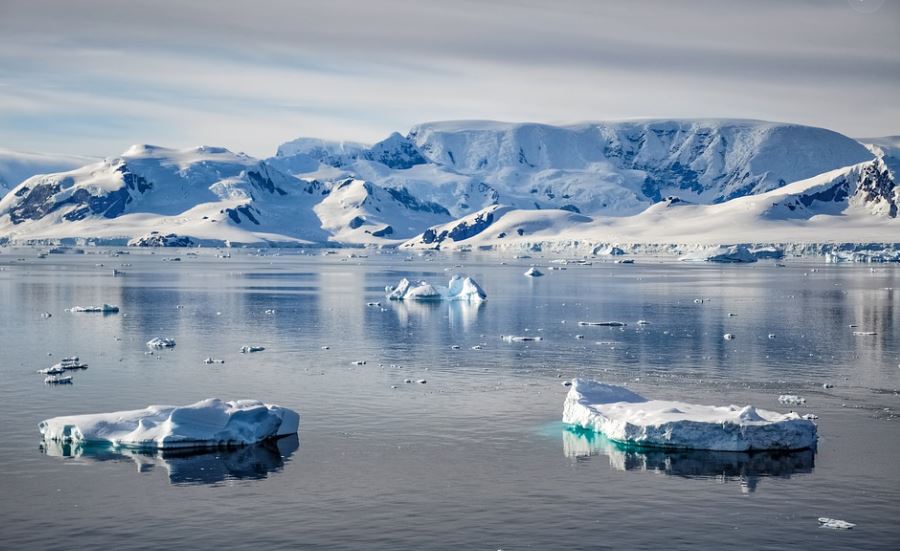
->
<box><xmin>38</xmin><ymin>399</ymin><xmax>300</xmax><ymax>450</ymax></box>
<box><xmin>562</xmin><ymin>379</ymin><xmax>817</xmax><ymax>451</ymax></box>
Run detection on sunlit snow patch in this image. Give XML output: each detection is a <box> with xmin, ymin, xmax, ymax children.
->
<box><xmin>39</xmin><ymin>399</ymin><xmax>300</xmax><ymax>450</ymax></box>
<box><xmin>563</xmin><ymin>379</ymin><xmax>817</xmax><ymax>451</ymax></box>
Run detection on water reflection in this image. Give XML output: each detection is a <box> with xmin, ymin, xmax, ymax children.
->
<box><xmin>562</xmin><ymin>428</ymin><xmax>813</xmax><ymax>493</ymax></box>
<box><xmin>40</xmin><ymin>435</ymin><xmax>299</xmax><ymax>486</ymax></box>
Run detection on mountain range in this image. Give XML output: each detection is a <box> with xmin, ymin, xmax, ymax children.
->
<box><xmin>0</xmin><ymin>119</ymin><xmax>897</xmax><ymax>253</ymax></box>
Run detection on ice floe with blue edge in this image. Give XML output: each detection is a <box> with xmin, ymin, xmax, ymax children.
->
<box><xmin>386</xmin><ymin>275</ymin><xmax>486</xmax><ymax>302</ymax></box>
<box><xmin>563</xmin><ymin>379</ymin><xmax>817</xmax><ymax>451</ymax></box>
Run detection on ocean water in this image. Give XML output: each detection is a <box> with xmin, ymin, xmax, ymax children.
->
<box><xmin>0</xmin><ymin>249</ymin><xmax>898</xmax><ymax>550</ymax></box>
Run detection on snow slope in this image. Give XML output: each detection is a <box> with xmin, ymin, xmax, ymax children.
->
<box><xmin>402</xmin><ymin>159</ymin><xmax>899</xmax><ymax>251</ymax></box>
<box><xmin>0</xmin><ymin>148</ymin><xmax>95</xmax><ymax>199</ymax></box>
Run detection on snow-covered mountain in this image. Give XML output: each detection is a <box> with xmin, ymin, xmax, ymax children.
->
<box><xmin>0</xmin><ymin>148</ymin><xmax>95</xmax><ymax>199</ymax></box>
<box><xmin>275</xmin><ymin>119</ymin><xmax>874</xmax><ymax>217</ymax></box>
<box><xmin>0</xmin><ymin>119</ymin><xmax>896</xmax><ymax>251</ymax></box>
<box><xmin>0</xmin><ymin>145</ymin><xmax>451</xmax><ymax>246</ymax></box>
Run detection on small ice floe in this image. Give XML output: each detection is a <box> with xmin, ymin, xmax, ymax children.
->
<box><xmin>40</xmin><ymin>312</ymin><xmax>52</xmax><ymax>318</ymax></box>
<box><xmin>524</xmin><ymin>267</ymin><xmax>544</xmax><ymax>277</ymax></box>
<box><xmin>386</xmin><ymin>275</ymin><xmax>487</xmax><ymax>302</ymax></box>
<box><xmin>778</xmin><ymin>395</ymin><xmax>806</xmax><ymax>405</ymax></box>
<box><xmin>366</xmin><ymin>302</ymin><xmax>382</xmax><ymax>307</ymax></box>
<box><xmin>350</xmin><ymin>360</ymin><xmax>366</xmax><ymax>366</ymax></box>
<box><xmin>38</xmin><ymin>365</ymin><xmax>67</xmax><ymax>375</ymax></box>
<box><xmin>44</xmin><ymin>375</ymin><xmax>74</xmax><ymax>385</ymax></box>
<box><xmin>768</xmin><ymin>333</ymin><xmax>776</xmax><ymax>339</ymax></box>
<box><xmin>723</xmin><ymin>333</ymin><xmax>736</xmax><ymax>340</ymax></box>
<box><xmin>38</xmin><ymin>399</ymin><xmax>299</xmax><ymax>449</ymax></box>
<box><xmin>822</xmin><ymin>383</ymin><xmax>834</xmax><ymax>389</ymax></box>
<box><xmin>563</xmin><ymin>380</ymin><xmax>817</xmax><ymax>451</ymax></box>
<box><xmin>728</xmin><ymin>313</ymin><xmax>737</xmax><ymax>317</ymax></box>
<box><xmin>240</xmin><ymin>345</ymin><xmax>265</xmax><ymax>353</ymax></box>
<box><xmin>472</xmin><ymin>345</ymin><xmax>484</xmax><ymax>350</ymax></box>
<box><xmin>579</xmin><ymin>321</ymin><xmax>627</xmax><ymax>327</ymax></box>
<box><xmin>417</xmin><ymin>379</ymin><xmax>427</xmax><ymax>384</ymax></box>
<box><xmin>450</xmin><ymin>345</ymin><xmax>461</xmax><ymax>350</ymax></box>
<box><xmin>803</xmin><ymin>413</ymin><xmax>819</xmax><ymax>420</ymax></box>
<box><xmin>575</xmin><ymin>334</ymin><xmax>585</xmax><ymax>339</ymax></box>
<box><xmin>614</xmin><ymin>259</ymin><xmax>634</xmax><ymax>264</ymax></box>
<box><xmin>204</xmin><ymin>358</ymin><xmax>225</xmax><ymax>364</ymax></box>
<box><xmin>852</xmin><ymin>331</ymin><xmax>877</xmax><ymax>336</ymax></box>
<box><xmin>264</xmin><ymin>309</ymin><xmax>276</xmax><ymax>315</ymax></box>
<box><xmin>68</xmin><ymin>304</ymin><xmax>120</xmax><ymax>313</ymax></box>
<box><xmin>147</xmin><ymin>337</ymin><xmax>176</xmax><ymax>349</ymax></box>
<box><xmin>818</xmin><ymin>518</ymin><xmax>855</xmax><ymax>530</ymax></box>
<box><xmin>175</xmin><ymin>304</ymin><xmax>185</xmax><ymax>309</ymax></box>
<box><xmin>561</xmin><ymin>380</ymin><xmax>573</xmax><ymax>387</ymax></box>
<box><xmin>636</xmin><ymin>320</ymin><xmax>651</xmax><ymax>325</ymax></box>
<box><xmin>502</xmin><ymin>335</ymin><xmax>543</xmax><ymax>342</ymax></box>
<box><xmin>321</xmin><ymin>345</ymin><xmax>330</xmax><ymax>350</ymax></box>
<box><xmin>694</xmin><ymin>298</ymin><xmax>704</xmax><ymax>304</ymax></box>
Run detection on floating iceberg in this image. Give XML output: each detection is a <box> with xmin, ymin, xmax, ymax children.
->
<box><xmin>578</xmin><ymin>321</ymin><xmax>627</xmax><ymax>327</ymax></box>
<box><xmin>69</xmin><ymin>304</ymin><xmax>120</xmax><ymax>313</ymax></box>
<box><xmin>679</xmin><ymin>245</ymin><xmax>758</xmax><ymax>263</ymax></box>
<box><xmin>147</xmin><ymin>337</ymin><xmax>176</xmax><ymax>349</ymax></box>
<box><xmin>524</xmin><ymin>267</ymin><xmax>544</xmax><ymax>277</ymax></box>
<box><xmin>502</xmin><ymin>335</ymin><xmax>543</xmax><ymax>342</ymax></box>
<box><xmin>386</xmin><ymin>275</ymin><xmax>486</xmax><ymax>302</ymax></box>
<box><xmin>818</xmin><ymin>517</ymin><xmax>855</xmax><ymax>530</ymax></box>
<box><xmin>44</xmin><ymin>375</ymin><xmax>73</xmax><ymax>384</ymax></box>
<box><xmin>563</xmin><ymin>379</ymin><xmax>817</xmax><ymax>451</ymax></box>
<box><xmin>39</xmin><ymin>398</ymin><xmax>300</xmax><ymax>450</ymax></box>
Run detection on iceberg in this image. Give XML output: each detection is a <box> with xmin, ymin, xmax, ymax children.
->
<box><xmin>524</xmin><ymin>267</ymin><xmax>544</xmax><ymax>277</ymax></box>
<box><xmin>679</xmin><ymin>245</ymin><xmax>758</xmax><ymax>263</ymax></box>
<box><xmin>386</xmin><ymin>275</ymin><xmax>486</xmax><ymax>302</ymax></box>
<box><xmin>44</xmin><ymin>375</ymin><xmax>73</xmax><ymax>384</ymax></box>
<box><xmin>240</xmin><ymin>345</ymin><xmax>265</xmax><ymax>353</ymax></box>
<box><xmin>39</xmin><ymin>398</ymin><xmax>300</xmax><ymax>450</ymax></box>
<box><xmin>68</xmin><ymin>304</ymin><xmax>120</xmax><ymax>313</ymax></box>
<box><xmin>579</xmin><ymin>321</ymin><xmax>627</xmax><ymax>327</ymax></box>
<box><xmin>563</xmin><ymin>379</ymin><xmax>817</xmax><ymax>451</ymax></box>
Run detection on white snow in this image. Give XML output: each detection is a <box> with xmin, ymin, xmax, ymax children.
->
<box><xmin>386</xmin><ymin>275</ymin><xmax>486</xmax><ymax>302</ymax></box>
<box><xmin>38</xmin><ymin>399</ymin><xmax>299</xmax><ymax>450</ymax></box>
<box><xmin>563</xmin><ymin>379</ymin><xmax>817</xmax><ymax>451</ymax></box>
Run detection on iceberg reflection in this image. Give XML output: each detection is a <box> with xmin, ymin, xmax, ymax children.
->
<box><xmin>40</xmin><ymin>434</ymin><xmax>299</xmax><ymax>486</ymax></box>
<box><xmin>562</xmin><ymin>427</ymin><xmax>814</xmax><ymax>493</ymax></box>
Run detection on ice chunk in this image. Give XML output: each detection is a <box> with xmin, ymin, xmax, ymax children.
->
<box><xmin>724</xmin><ymin>333</ymin><xmax>736</xmax><ymax>340</ymax></box>
<box><xmin>240</xmin><ymin>345</ymin><xmax>265</xmax><ymax>353</ymax></box>
<box><xmin>578</xmin><ymin>321</ymin><xmax>627</xmax><ymax>327</ymax></box>
<box><xmin>204</xmin><ymin>358</ymin><xmax>225</xmax><ymax>364</ymax></box>
<box><xmin>778</xmin><ymin>394</ymin><xmax>806</xmax><ymax>405</ymax></box>
<box><xmin>680</xmin><ymin>245</ymin><xmax>758</xmax><ymax>263</ymax></box>
<box><xmin>44</xmin><ymin>375</ymin><xmax>73</xmax><ymax>384</ymax></box>
<box><xmin>68</xmin><ymin>304</ymin><xmax>120</xmax><ymax>313</ymax></box>
<box><xmin>502</xmin><ymin>335</ymin><xmax>543</xmax><ymax>342</ymax></box>
<box><xmin>386</xmin><ymin>275</ymin><xmax>486</xmax><ymax>302</ymax></box>
<box><xmin>563</xmin><ymin>379</ymin><xmax>817</xmax><ymax>451</ymax></box>
<box><xmin>147</xmin><ymin>337</ymin><xmax>176</xmax><ymax>349</ymax></box>
<box><xmin>818</xmin><ymin>518</ymin><xmax>855</xmax><ymax>530</ymax></box>
<box><xmin>39</xmin><ymin>398</ymin><xmax>300</xmax><ymax>450</ymax></box>
<box><xmin>524</xmin><ymin>267</ymin><xmax>544</xmax><ymax>277</ymax></box>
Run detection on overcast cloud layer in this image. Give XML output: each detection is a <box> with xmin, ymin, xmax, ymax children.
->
<box><xmin>0</xmin><ymin>0</ymin><xmax>897</xmax><ymax>157</ymax></box>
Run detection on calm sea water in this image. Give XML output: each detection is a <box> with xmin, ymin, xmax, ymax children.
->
<box><xmin>1</xmin><ymin>248</ymin><xmax>898</xmax><ymax>550</ymax></box>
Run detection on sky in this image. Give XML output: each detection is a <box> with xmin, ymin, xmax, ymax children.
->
<box><xmin>0</xmin><ymin>0</ymin><xmax>898</xmax><ymax>158</ymax></box>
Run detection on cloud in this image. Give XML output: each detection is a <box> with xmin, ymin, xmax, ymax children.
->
<box><xmin>0</xmin><ymin>0</ymin><xmax>897</xmax><ymax>157</ymax></box>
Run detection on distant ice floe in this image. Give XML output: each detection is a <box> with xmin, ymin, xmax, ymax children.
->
<box><xmin>818</xmin><ymin>518</ymin><xmax>855</xmax><ymax>530</ymax></box>
<box><xmin>44</xmin><ymin>375</ymin><xmax>73</xmax><ymax>384</ymax></box>
<box><xmin>679</xmin><ymin>245</ymin><xmax>757</xmax><ymax>263</ymax></box>
<box><xmin>68</xmin><ymin>304</ymin><xmax>119</xmax><ymax>313</ymax></box>
<box><xmin>778</xmin><ymin>395</ymin><xmax>806</xmax><ymax>405</ymax></box>
<box><xmin>579</xmin><ymin>321</ymin><xmax>627</xmax><ymax>327</ymax></box>
<box><xmin>146</xmin><ymin>337</ymin><xmax>176</xmax><ymax>349</ymax></box>
<box><xmin>386</xmin><ymin>275</ymin><xmax>486</xmax><ymax>302</ymax></box>
<box><xmin>502</xmin><ymin>335</ymin><xmax>543</xmax><ymax>342</ymax></box>
<box><xmin>240</xmin><ymin>345</ymin><xmax>265</xmax><ymax>353</ymax></box>
<box><xmin>39</xmin><ymin>399</ymin><xmax>300</xmax><ymax>450</ymax></box>
<box><xmin>524</xmin><ymin>267</ymin><xmax>544</xmax><ymax>277</ymax></box>
<box><xmin>563</xmin><ymin>379</ymin><xmax>817</xmax><ymax>451</ymax></box>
